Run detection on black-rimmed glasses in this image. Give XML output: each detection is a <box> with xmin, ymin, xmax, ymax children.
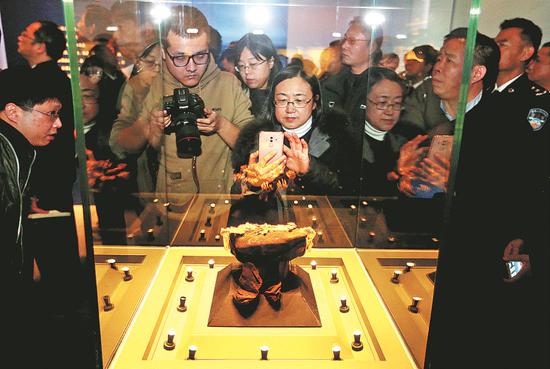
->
<box><xmin>274</xmin><ymin>97</ymin><xmax>314</xmax><ymax>108</ymax></box>
<box><xmin>367</xmin><ymin>99</ymin><xmax>404</xmax><ymax>111</ymax></box>
<box><xmin>164</xmin><ymin>49</ymin><xmax>210</xmax><ymax>67</ymax></box>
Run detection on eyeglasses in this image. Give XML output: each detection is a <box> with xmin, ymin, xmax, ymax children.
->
<box><xmin>274</xmin><ymin>97</ymin><xmax>313</xmax><ymax>108</ymax></box>
<box><xmin>18</xmin><ymin>105</ymin><xmax>61</xmax><ymax>120</ymax></box>
<box><xmin>342</xmin><ymin>35</ymin><xmax>370</xmax><ymax>46</ymax></box>
<box><xmin>164</xmin><ymin>49</ymin><xmax>210</xmax><ymax>67</ymax></box>
<box><xmin>235</xmin><ymin>59</ymin><xmax>268</xmax><ymax>73</ymax></box>
<box><xmin>367</xmin><ymin>99</ymin><xmax>404</xmax><ymax>111</ymax></box>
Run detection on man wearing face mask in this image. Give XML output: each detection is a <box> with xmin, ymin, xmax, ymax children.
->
<box><xmin>110</xmin><ymin>5</ymin><xmax>252</xmax><ymax>202</ymax></box>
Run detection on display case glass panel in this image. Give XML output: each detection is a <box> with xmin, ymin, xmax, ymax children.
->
<box><xmin>59</xmin><ymin>1</ymin><xmax>549</xmax><ymax>368</ymax></box>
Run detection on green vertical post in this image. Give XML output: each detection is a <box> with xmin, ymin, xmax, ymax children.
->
<box><xmin>61</xmin><ymin>0</ymin><xmax>103</xmax><ymax>367</ymax></box>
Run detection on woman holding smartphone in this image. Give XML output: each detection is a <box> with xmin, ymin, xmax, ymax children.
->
<box><xmin>232</xmin><ymin>65</ymin><xmax>358</xmax><ymax>196</ymax></box>
<box><xmin>234</xmin><ymin>33</ymin><xmax>282</xmax><ymax>116</ymax></box>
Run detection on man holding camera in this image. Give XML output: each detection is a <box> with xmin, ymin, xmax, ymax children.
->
<box><xmin>110</xmin><ymin>5</ymin><xmax>252</xmax><ymax>199</ymax></box>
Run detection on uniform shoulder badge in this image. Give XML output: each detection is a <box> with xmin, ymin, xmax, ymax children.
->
<box><xmin>527</xmin><ymin>108</ymin><xmax>548</xmax><ymax>131</ymax></box>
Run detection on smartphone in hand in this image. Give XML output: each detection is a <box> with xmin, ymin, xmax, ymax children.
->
<box><xmin>258</xmin><ymin>131</ymin><xmax>284</xmax><ymax>163</ymax></box>
<box><xmin>505</xmin><ymin>260</ymin><xmax>523</xmax><ymax>279</ymax></box>
<box><xmin>427</xmin><ymin>135</ymin><xmax>453</xmax><ymax>161</ymax></box>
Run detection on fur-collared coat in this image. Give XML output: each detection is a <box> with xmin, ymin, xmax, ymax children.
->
<box><xmin>232</xmin><ymin>110</ymin><xmax>360</xmax><ymax>196</ymax></box>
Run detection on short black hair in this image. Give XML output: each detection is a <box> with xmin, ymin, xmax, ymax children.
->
<box><xmin>0</xmin><ymin>69</ymin><xmax>63</xmax><ymax>110</ymax></box>
<box><xmin>34</xmin><ymin>20</ymin><xmax>66</xmax><ymax>61</ymax></box>
<box><xmin>445</xmin><ymin>28</ymin><xmax>500</xmax><ymax>92</ymax></box>
<box><xmin>263</xmin><ymin>65</ymin><xmax>322</xmax><ymax>123</ymax></box>
<box><xmin>500</xmin><ymin>18</ymin><xmax>542</xmax><ymax>63</ymax></box>
<box><xmin>542</xmin><ymin>41</ymin><xmax>550</xmax><ymax>49</ymax></box>
<box><xmin>366</xmin><ymin>66</ymin><xmax>405</xmax><ymax>96</ymax></box>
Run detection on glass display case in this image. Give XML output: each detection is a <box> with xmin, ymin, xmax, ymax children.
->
<box><xmin>53</xmin><ymin>0</ymin><xmax>549</xmax><ymax>368</ymax></box>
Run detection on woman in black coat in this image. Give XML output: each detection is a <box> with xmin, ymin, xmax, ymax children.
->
<box><xmin>232</xmin><ymin>65</ymin><xmax>360</xmax><ymax>196</ymax></box>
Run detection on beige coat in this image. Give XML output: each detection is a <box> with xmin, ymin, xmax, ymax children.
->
<box><xmin>110</xmin><ymin>56</ymin><xmax>253</xmax><ymax>202</ymax></box>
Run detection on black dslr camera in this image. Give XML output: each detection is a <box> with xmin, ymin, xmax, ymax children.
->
<box><xmin>163</xmin><ymin>87</ymin><xmax>205</xmax><ymax>158</ymax></box>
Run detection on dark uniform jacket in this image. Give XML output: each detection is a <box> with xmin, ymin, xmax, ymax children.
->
<box><xmin>0</xmin><ymin>120</ymin><xmax>35</xmax><ymax>282</ymax></box>
<box><xmin>427</xmin><ymin>92</ymin><xmax>548</xmax><ymax>368</ymax></box>
<box><xmin>232</xmin><ymin>110</ymin><xmax>360</xmax><ymax>196</ymax></box>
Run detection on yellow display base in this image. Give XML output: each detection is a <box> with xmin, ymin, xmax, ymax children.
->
<box><xmin>109</xmin><ymin>247</ymin><xmax>417</xmax><ymax>369</ymax></box>
<box><xmin>94</xmin><ymin>246</ymin><xmax>166</xmax><ymax>368</ymax></box>
<box><xmin>357</xmin><ymin>249</ymin><xmax>438</xmax><ymax>368</ymax></box>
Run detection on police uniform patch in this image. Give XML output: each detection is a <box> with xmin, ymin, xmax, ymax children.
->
<box><xmin>526</xmin><ymin>108</ymin><xmax>548</xmax><ymax>131</ymax></box>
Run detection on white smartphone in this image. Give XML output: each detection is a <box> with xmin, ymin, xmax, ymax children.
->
<box><xmin>258</xmin><ymin>131</ymin><xmax>284</xmax><ymax>163</ymax></box>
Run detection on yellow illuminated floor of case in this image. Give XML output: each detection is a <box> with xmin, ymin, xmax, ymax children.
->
<box><xmin>357</xmin><ymin>249</ymin><xmax>438</xmax><ymax>369</ymax></box>
<box><xmin>94</xmin><ymin>246</ymin><xmax>166</xmax><ymax>368</ymax></box>
<box><xmin>109</xmin><ymin>247</ymin><xmax>417</xmax><ymax>369</ymax></box>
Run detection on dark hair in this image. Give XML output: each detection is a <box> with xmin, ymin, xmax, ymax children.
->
<box><xmin>444</xmin><ymin>28</ymin><xmax>500</xmax><ymax>91</ymax></box>
<box><xmin>0</xmin><ymin>69</ymin><xmax>62</xmax><ymax>110</ymax></box>
<box><xmin>34</xmin><ymin>20</ymin><xmax>66</xmax><ymax>61</ymax></box>
<box><xmin>130</xmin><ymin>41</ymin><xmax>161</xmax><ymax>77</ymax></box>
<box><xmin>263</xmin><ymin>65</ymin><xmax>322</xmax><ymax>124</ymax></box>
<box><xmin>366</xmin><ymin>67</ymin><xmax>406</xmax><ymax>96</ymax></box>
<box><xmin>500</xmin><ymin>18</ymin><xmax>542</xmax><ymax>64</ymax></box>
<box><xmin>161</xmin><ymin>5</ymin><xmax>210</xmax><ymax>48</ymax></box>
<box><xmin>209</xmin><ymin>26</ymin><xmax>222</xmax><ymax>61</ymax></box>
<box><xmin>543</xmin><ymin>41</ymin><xmax>550</xmax><ymax>48</ymax></box>
<box><xmin>234</xmin><ymin>33</ymin><xmax>282</xmax><ymax>89</ymax></box>
<box><xmin>349</xmin><ymin>16</ymin><xmax>384</xmax><ymax>65</ymax></box>
<box><xmin>381</xmin><ymin>53</ymin><xmax>399</xmax><ymax>61</ymax></box>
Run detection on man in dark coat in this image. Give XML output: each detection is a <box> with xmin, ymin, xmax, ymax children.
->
<box><xmin>322</xmin><ymin>16</ymin><xmax>383</xmax><ymax>150</ymax></box>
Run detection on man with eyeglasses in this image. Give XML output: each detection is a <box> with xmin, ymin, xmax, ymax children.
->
<box><xmin>110</xmin><ymin>5</ymin><xmax>252</xmax><ymax>201</ymax></box>
<box><xmin>0</xmin><ymin>20</ymin><xmax>76</xmax><ymax>215</ymax></box>
<box><xmin>421</xmin><ymin>28</ymin><xmax>548</xmax><ymax>369</ymax></box>
<box><xmin>0</xmin><ymin>70</ymin><xmax>64</xmax><ymax>367</ymax></box>
<box><xmin>322</xmin><ymin>16</ymin><xmax>383</xmax><ymax>151</ymax></box>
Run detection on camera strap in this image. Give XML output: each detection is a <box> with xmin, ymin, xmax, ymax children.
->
<box><xmin>192</xmin><ymin>156</ymin><xmax>200</xmax><ymax>193</ymax></box>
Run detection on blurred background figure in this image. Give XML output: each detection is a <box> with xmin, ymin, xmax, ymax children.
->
<box><xmin>234</xmin><ymin>33</ymin><xmax>282</xmax><ymax>116</ymax></box>
<box><xmin>76</xmin><ymin>3</ymin><xmax>113</xmax><ymax>50</ymax></box>
<box><xmin>401</xmin><ymin>44</ymin><xmax>438</xmax><ymax>95</ymax></box>
<box><xmin>218</xmin><ymin>41</ymin><xmax>238</xmax><ymax>75</ymax></box>
<box><xmin>527</xmin><ymin>41</ymin><xmax>550</xmax><ymax>91</ymax></box>
<box><xmin>379</xmin><ymin>52</ymin><xmax>400</xmax><ymax>71</ymax></box>
<box><xmin>79</xmin><ymin>74</ymin><xmax>129</xmax><ymax>244</ymax></box>
<box><xmin>318</xmin><ymin>40</ymin><xmax>342</xmax><ymax>82</ymax></box>
<box><xmin>110</xmin><ymin>0</ymin><xmax>157</xmax><ymax>78</ymax></box>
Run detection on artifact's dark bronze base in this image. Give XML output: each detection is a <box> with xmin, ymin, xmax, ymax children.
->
<box><xmin>208</xmin><ymin>263</ymin><xmax>321</xmax><ymax>327</ymax></box>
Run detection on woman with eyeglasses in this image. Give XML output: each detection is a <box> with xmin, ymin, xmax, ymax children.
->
<box><xmin>361</xmin><ymin>67</ymin><xmax>411</xmax><ymax>196</ymax></box>
<box><xmin>232</xmin><ymin>65</ymin><xmax>358</xmax><ymax>196</ymax></box>
<box><xmin>234</xmin><ymin>33</ymin><xmax>282</xmax><ymax>116</ymax></box>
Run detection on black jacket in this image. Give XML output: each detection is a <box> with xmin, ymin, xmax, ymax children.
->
<box><xmin>321</xmin><ymin>66</ymin><xmax>370</xmax><ymax>151</ymax></box>
<box><xmin>0</xmin><ymin>61</ymin><xmax>75</xmax><ymax>211</ymax></box>
<box><xmin>232</xmin><ymin>110</ymin><xmax>360</xmax><ymax>196</ymax></box>
<box><xmin>0</xmin><ymin>119</ymin><xmax>35</xmax><ymax>282</ymax></box>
